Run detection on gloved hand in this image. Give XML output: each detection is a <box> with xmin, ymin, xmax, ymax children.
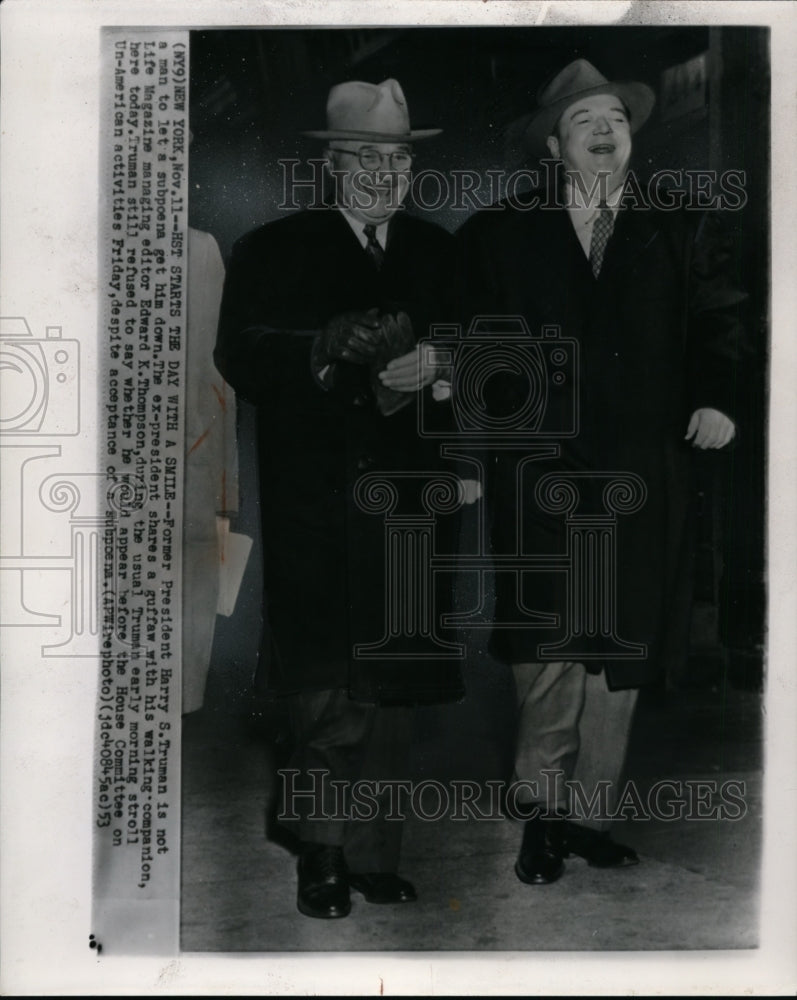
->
<box><xmin>379</xmin><ymin>311</ymin><xmax>415</xmax><ymax>360</ymax></box>
<box><xmin>318</xmin><ymin>306</ymin><xmax>383</xmax><ymax>365</ymax></box>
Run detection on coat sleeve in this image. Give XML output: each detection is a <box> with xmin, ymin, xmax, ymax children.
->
<box><xmin>213</xmin><ymin>231</ymin><xmax>317</xmax><ymax>406</ymax></box>
<box><xmin>685</xmin><ymin>210</ymin><xmax>752</xmax><ymax>425</ymax></box>
<box><xmin>214</xmin><ymin>226</ymin><xmax>376</xmax><ymax>409</ymax></box>
<box><xmin>454</xmin><ymin>209</ymin><xmax>502</xmax><ymax>326</ymax></box>
<box><xmin>452</xmin><ymin>209</ymin><xmax>538</xmax><ymax>428</ymax></box>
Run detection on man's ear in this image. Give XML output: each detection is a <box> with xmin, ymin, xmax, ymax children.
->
<box><xmin>323</xmin><ymin>146</ymin><xmax>335</xmax><ymax>172</ymax></box>
<box><xmin>546</xmin><ymin>134</ymin><xmax>560</xmax><ymax>159</ymax></box>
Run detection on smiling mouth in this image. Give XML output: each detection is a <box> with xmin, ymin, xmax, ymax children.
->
<box><xmin>588</xmin><ymin>143</ymin><xmax>616</xmax><ymax>154</ymax></box>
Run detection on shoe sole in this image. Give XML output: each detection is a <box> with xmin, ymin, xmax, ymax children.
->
<box><xmin>296</xmin><ymin>898</ymin><xmax>352</xmax><ymax>919</ymax></box>
<box><xmin>514</xmin><ymin>860</ymin><xmax>565</xmax><ymax>885</ymax></box>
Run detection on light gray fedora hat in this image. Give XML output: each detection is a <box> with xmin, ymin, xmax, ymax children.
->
<box><xmin>303</xmin><ymin>78</ymin><xmax>441</xmax><ymax>142</ymax></box>
<box><xmin>525</xmin><ymin>59</ymin><xmax>655</xmax><ymax>154</ymax></box>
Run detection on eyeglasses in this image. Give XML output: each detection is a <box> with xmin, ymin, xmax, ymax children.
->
<box><xmin>329</xmin><ymin>147</ymin><xmax>414</xmax><ymax>172</ymax></box>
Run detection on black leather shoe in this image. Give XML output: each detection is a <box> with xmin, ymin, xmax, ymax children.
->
<box><xmin>563</xmin><ymin>821</ymin><xmax>639</xmax><ymax>868</ymax></box>
<box><xmin>515</xmin><ymin>815</ymin><xmax>565</xmax><ymax>885</ymax></box>
<box><xmin>296</xmin><ymin>844</ymin><xmax>351</xmax><ymax>919</ymax></box>
<box><xmin>349</xmin><ymin>873</ymin><xmax>417</xmax><ymax>904</ymax></box>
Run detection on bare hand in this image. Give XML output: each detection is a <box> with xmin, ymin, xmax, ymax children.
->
<box><xmin>378</xmin><ymin>342</ymin><xmax>441</xmax><ymax>393</ymax></box>
<box><xmin>458</xmin><ymin>479</ymin><xmax>482</xmax><ymax>505</ymax></box>
<box><xmin>685</xmin><ymin>408</ymin><xmax>736</xmax><ymax>449</ymax></box>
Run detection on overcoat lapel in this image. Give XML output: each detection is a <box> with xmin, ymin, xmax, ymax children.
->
<box><xmin>599</xmin><ymin>203</ymin><xmax>662</xmax><ymax>287</ymax></box>
<box><xmin>517</xmin><ymin>206</ymin><xmax>593</xmax><ymax>330</ymax></box>
<box><xmin>324</xmin><ymin>207</ymin><xmax>377</xmax><ymax>278</ymax></box>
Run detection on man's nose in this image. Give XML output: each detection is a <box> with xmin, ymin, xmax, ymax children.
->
<box><xmin>593</xmin><ymin>116</ymin><xmax>613</xmax><ymax>134</ymax></box>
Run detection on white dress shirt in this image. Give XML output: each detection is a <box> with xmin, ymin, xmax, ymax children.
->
<box><xmin>564</xmin><ymin>178</ymin><xmax>625</xmax><ymax>258</ymax></box>
<box><xmin>339</xmin><ymin>206</ymin><xmax>389</xmax><ymax>250</ymax></box>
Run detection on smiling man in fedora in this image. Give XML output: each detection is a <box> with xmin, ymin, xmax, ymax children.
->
<box><xmin>214</xmin><ymin>79</ymin><xmax>463</xmax><ymax>919</ymax></box>
<box><xmin>458</xmin><ymin>59</ymin><xmax>748</xmax><ymax>884</ymax></box>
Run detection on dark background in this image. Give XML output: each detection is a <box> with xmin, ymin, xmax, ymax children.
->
<box><xmin>189</xmin><ymin>26</ymin><xmax>768</xmax><ymax>780</ymax></box>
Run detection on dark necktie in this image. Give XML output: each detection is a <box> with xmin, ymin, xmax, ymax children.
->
<box><xmin>363</xmin><ymin>223</ymin><xmax>385</xmax><ymax>270</ymax></box>
<box><xmin>589</xmin><ymin>202</ymin><xmax>615</xmax><ymax>278</ymax></box>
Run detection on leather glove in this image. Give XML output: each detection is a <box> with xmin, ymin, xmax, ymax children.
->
<box><xmin>318</xmin><ymin>306</ymin><xmax>383</xmax><ymax>365</ymax></box>
<box><xmin>379</xmin><ymin>311</ymin><xmax>415</xmax><ymax>360</ymax></box>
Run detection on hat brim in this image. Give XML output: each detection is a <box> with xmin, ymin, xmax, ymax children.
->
<box><xmin>301</xmin><ymin>127</ymin><xmax>442</xmax><ymax>142</ymax></box>
<box><xmin>524</xmin><ymin>81</ymin><xmax>655</xmax><ymax>154</ymax></box>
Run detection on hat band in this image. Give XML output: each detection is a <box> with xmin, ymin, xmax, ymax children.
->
<box><xmin>320</xmin><ymin>128</ymin><xmax>414</xmax><ymax>140</ymax></box>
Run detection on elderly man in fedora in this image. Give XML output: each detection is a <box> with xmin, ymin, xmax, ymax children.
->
<box><xmin>214</xmin><ymin>79</ymin><xmax>463</xmax><ymax>918</ymax></box>
<box><xmin>457</xmin><ymin>59</ymin><xmax>747</xmax><ymax>884</ymax></box>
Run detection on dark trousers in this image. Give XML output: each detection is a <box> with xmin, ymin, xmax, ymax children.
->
<box><xmin>278</xmin><ymin>688</ymin><xmax>414</xmax><ymax>874</ymax></box>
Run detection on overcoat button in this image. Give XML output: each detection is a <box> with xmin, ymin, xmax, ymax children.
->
<box><xmin>353</xmin><ymin>394</ymin><xmax>367</xmax><ymax>407</ymax></box>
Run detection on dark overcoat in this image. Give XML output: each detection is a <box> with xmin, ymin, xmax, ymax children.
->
<box><xmin>214</xmin><ymin>206</ymin><xmax>464</xmax><ymax>704</ymax></box>
<box><xmin>456</xmin><ymin>189</ymin><xmax>748</xmax><ymax>688</ymax></box>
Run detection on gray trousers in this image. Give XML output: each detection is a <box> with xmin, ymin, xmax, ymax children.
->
<box><xmin>278</xmin><ymin>688</ymin><xmax>414</xmax><ymax>874</ymax></box>
<box><xmin>511</xmin><ymin>662</ymin><xmax>638</xmax><ymax>831</ymax></box>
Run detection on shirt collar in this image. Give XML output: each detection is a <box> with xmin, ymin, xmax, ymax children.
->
<box><xmin>565</xmin><ymin>175</ymin><xmax>626</xmax><ymax>222</ymax></box>
<box><xmin>338</xmin><ymin>206</ymin><xmax>389</xmax><ymax>249</ymax></box>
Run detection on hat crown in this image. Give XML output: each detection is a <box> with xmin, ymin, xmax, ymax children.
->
<box><xmin>522</xmin><ymin>58</ymin><xmax>655</xmax><ymax>153</ymax></box>
<box><xmin>326</xmin><ymin>78</ymin><xmax>412</xmax><ymax>138</ymax></box>
<box><xmin>538</xmin><ymin>59</ymin><xmax>612</xmax><ymax>108</ymax></box>
<box><xmin>302</xmin><ymin>77</ymin><xmax>441</xmax><ymax>141</ymax></box>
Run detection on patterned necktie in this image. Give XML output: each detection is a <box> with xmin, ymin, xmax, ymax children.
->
<box><xmin>363</xmin><ymin>223</ymin><xmax>385</xmax><ymax>271</ymax></box>
<box><xmin>589</xmin><ymin>202</ymin><xmax>615</xmax><ymax>278</ymax></box>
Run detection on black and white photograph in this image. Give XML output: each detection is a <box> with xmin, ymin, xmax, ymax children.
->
<box><xmin>1</xmin><ymin>1</ymin><xmax>795</xmax><ymax>995</ymax></box>
<box><xmin>184</xmin><ymin>21</ymin><xmax>767</xmax><ymax>951</ymax></box>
